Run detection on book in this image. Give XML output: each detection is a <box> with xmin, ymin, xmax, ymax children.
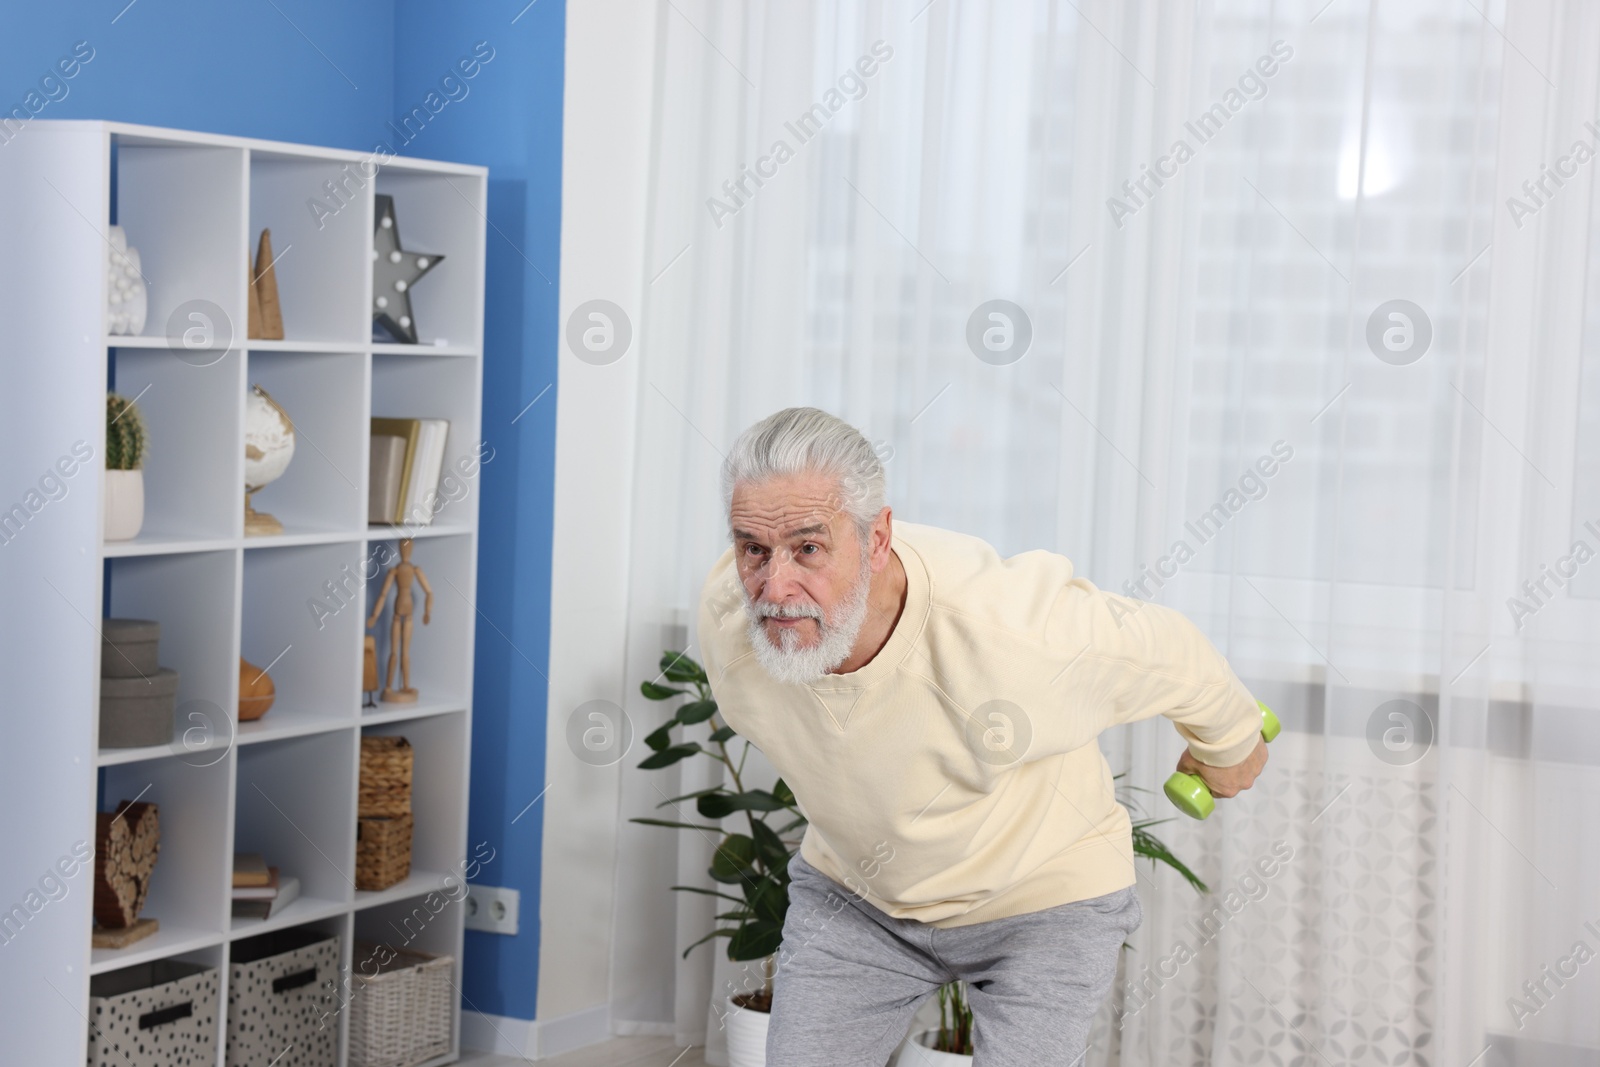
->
<box><xmin>232</xmin><ymin>866</ymin><xmax>279</xmax><ymax>900</ymax></box>
<box><xmin>399</xmin><ymin>418</ymin><xmax>449</xmax><ymax>525</ymax></box>
<box><xmin>368</xmin><ymin>433</ymin><xmax>406</xmax><ymax>524</ymax></box>
<box><xmin>231</xmin><ymin>875</ymin><xmax>300</xmax><ymax>921</ymax></box>
<box><xmin>370</xmin><ymin>417</ymin><xmax>422</xmax><ymax>524</ymax></box>
<box><xmin>233</xmin><ymin>852</ymin><xmax>270</xmax><ymax>888</ymax></box>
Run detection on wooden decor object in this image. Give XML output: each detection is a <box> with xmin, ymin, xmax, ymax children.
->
<box><xmin>246</xmin><ymin>249</ymin><xmax>263</xmax><ymax>339</ymax></box>
<box><xmin>355</xmin><ymin>814</ymin><xmax>412</xmax><ymax>891</ymax></box>
<box><xmin>93</xmin><ymin>800</ymin><xmax>159</xmax><ymax>929</ymax></box>
<box><xmin>238</xmin><ymin>656</ymin><xmax>276</xmax><ymax>721</ymax></box>
<box><xmin>362</xmin><ymin>635</ymin><xmax>379</xmax><ymax>707</ymax></box>
<box><xmin>365</xmin><ymin>538</ymin><xmax>432</xmax><ymax>703</ymax></box>
<box><xmin>91</xmin><ymin>917</ymin><xmax>159</xmax><ymax>949</ymax></box>
<box><xmin>358</xmin><ymin>735</ymin><xmax>413</xmax><ymax>817</ymax></box>
<box><xmin>250</xmin><ymin>228</ymin><xmax>285</xmax><ymax>340</ymax></box>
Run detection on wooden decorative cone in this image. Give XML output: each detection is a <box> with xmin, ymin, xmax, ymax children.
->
<box><xmin>247</xmin><ymin>249</ymin><xmax>263</xmax><ymax>338</ymax></box>
<box><xmin>93</xmin><ymin>800</ymin><xmax>159</xmax><ymax>929</ymax></box>
<box><xmin>252</xmin><ymin>228</ymin><xmax>285</xmax><ymax>340</ymax></box>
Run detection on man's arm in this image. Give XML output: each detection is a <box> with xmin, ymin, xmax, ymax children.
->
<box><xmin>1047</xmin><ymin>576</ymin><xmax>1266</xmax><ymax>790</ymax></box>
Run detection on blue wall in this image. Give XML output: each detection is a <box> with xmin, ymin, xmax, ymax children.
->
<box><xmin>4</xmin><ymin>0</ymin><xmax>562</xmax><ymax>1022</ymax></box>
<box><xmin>393</xmin><ymin>0</ymin><xmax>564</xmax><ymax>1023</ymax></box>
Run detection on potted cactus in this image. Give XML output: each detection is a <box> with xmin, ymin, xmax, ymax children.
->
<box><xmin>104</xmin><ymin>391</ymin><xmax>146</xmax><ymax>541</ymax></box>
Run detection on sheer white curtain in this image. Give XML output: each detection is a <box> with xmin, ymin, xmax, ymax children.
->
<box><xmin>608</xmin><ymin>1</ymin><xmax>1600</xmax><ymax>1063</ymax></box>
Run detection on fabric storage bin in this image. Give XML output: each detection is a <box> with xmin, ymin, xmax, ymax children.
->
<box><xmin>227</xmin><ymin>926</ymin><xmax>341</xmax><ymax>1067</ymax></box>
<box><xmin>88</xmin><ymin>959</ymin><xmax>219</xmax><ymax>1066</ymax></box>
<box><xmin>348</xmin><ymin>940</ymin><xmax>453</xmax><ymax>1067</ymax></box>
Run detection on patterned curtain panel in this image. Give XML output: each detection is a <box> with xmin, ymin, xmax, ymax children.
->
<box><xmin>611</xmin><ymin>1</ymin><xmax>1600</xmax><ymax>1064</ymax></box>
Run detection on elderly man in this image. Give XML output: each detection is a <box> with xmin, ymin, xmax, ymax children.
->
<box><xmin>696</xmin><ymin>407</ymin><xmax>1267</xmax><ymax>1066</ymax></box>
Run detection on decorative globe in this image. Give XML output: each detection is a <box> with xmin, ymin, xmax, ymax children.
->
<box><xmin>244</xmin><ymin>384</ymin><xmax>295</xmax><ymax>492</ymax></box>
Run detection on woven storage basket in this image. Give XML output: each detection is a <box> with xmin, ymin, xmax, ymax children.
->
<box><xmin>348</xmin><ymin>941</ymin><xmax>453</xmax><ymax>1067</ymax></box>
<box><xmin>359</xmin><ymin>736</ymin><xmax>413</xmax><ymax>817</ymax></box>
<box><xmin>355</xmin><ymin>812</ymin><xmax>412</xmax><ymax>891</ymax></box>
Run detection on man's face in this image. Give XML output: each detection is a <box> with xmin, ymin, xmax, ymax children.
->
<box><xmin>730</xmin><ymin>471</ymin><xmax>876</xmax><ymax>684</ymax></box>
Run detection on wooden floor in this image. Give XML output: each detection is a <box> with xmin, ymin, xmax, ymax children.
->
<box><xmin>459</xmin><ymin>1037</ymin><xmax>712</xmax><ymax>1067</ymax></box>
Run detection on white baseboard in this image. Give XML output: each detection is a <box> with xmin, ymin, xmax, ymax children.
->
<box><xmin>613</xmin><ymin>1019</ymin><xmax>676</xmax><ymax>1037</ymax></box>
<box><xmin>461</xmin><ymin>1003</ymin><xmax>612</xmax><ymax>1059</ymax></box>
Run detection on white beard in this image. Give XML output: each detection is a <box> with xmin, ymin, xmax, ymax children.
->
<box><xmin>742</xmin><ymin>546</ymin><xmax>875</xmax><ymax>686</ymax></box>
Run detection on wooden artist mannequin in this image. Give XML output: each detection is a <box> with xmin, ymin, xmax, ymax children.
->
<box><xmin>366</xmin><ymin>538</ymin><xmax>432</xmax><ymax>703</ymax></box>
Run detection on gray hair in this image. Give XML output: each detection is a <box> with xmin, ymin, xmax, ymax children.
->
<box><xmin>722</xmin><ymin>406</ymin><xmax>886</xmax><ymax>546</ymax></box>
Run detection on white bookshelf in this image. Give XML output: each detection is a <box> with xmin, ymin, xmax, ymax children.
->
<box><xmin>0</xmin><ymin>120</ymin><xmax>485</xmax><ymax>1067</ymax></box>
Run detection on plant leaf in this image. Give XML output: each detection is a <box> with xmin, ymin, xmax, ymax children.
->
<box><xmin>708</xmin><ymin>725</ymin><xmax>737</xmax><ymax>743</ymax></box>
<box><xmin>670</xmin><ymin>885</ymin><xmax>747</xmax><ymax>904</ymax></box>
<box><xmin>659</xmin><ymin>650</ymin><xmax>707</xmax><ymax>684</ymax></box>
<box><xmin>697</xmin><ymin>790</ymin><xmax>786</xmax><ymax>819</ymax></box>
<box><xmin>641</xmin><ymin>681</ymin><xmax>687</xmax><ymax>701</ymax></box>
<box><xmin>643</xmin><ymin>722</ymin><xmax>674</xmax><ymax>752</ymax></box>
<box><xmin>749</xmin><ymin>819</ymin><xmax>792</xmax><ymax>872</ymax></box>
<box><xmin>629</xmin><ymin>817</ymin><xmax>724</xmax><ymax>832</ymax></box>
<box><xmin>748</xmin><ymin>879</ymin><xmax>789</xmax><ymax>924</ymax></box>
<box><xmin>728</xmin><ymin>919</ymin><xmax>784</xmax><ymax>961</ymax></box>
<box><xmin>681</xmin><ymin>927</ymin><xmax>738</xmax><ymax>959</ymax></box>
<box><xmin>772</xmin><ymin>778</ymin><xmax>796</xmax><ymax>806</ymax></box>
<box><xmin>675</xmin><ymin>699</ymin><xmax>719</xmax><ymax>725</ymax></box>
<box><xmin>638</xmin><ymin>743</ymin><xmax>702</xmax><ymax>770</ymax></box>
<box><xmin>1131</xmin><ymin>824</ymin><xmax>1209</xmax><ymax>893</ymax></box>
<box><xmin>710</xmin><ymin>833</ymin><xmax>757</xmax><ymax>884</ymax></box>
<box><xmin>656</xmin><ymin>786</ymin><xmax>726</xmax><ymax>808</ymax></box>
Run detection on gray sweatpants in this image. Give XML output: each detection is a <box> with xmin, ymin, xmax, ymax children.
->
<box><xmin>765</xmin><ymin>852</ymin><xmax>1141</xmax><ymax>1067</ymax></box>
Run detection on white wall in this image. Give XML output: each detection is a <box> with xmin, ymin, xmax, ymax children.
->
<box><xmin>538</xmin><ymin>0</ymin><xmax>663</xmax><ymax>1027</ymax></box>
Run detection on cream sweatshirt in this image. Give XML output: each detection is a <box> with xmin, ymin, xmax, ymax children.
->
<box><xmin>695</xmin><ymin>519</ymin><xmax>1263</xmax><ymax>929</ymax></box>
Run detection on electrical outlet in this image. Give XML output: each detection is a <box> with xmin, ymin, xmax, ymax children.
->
<box><xmin>464</xmin><ymin>884</ymin><xmax>519</xmax><ymax>935</ymax></box>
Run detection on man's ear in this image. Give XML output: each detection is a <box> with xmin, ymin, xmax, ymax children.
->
<box><xmin>874</xmin><ymin>508</ymin><xmax>893</xmax><ymax>566</ymax></box>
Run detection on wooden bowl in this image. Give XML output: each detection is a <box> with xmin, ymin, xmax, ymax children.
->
<box><xmin>239</xmin><ymin>656</ymin><xmax>276</xmax><ymax>721</ymax></box>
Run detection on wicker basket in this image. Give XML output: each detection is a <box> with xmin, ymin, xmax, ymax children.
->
<box><xmin>359</xmin><ymin>736</ymin><xmax>413</xmax><ymax>817</ymax></box>
<box><xmin>354</xmin><ymin>813</ymin><xmax>412</xmax><ymax>891</ymax></box>
<box><xmin>348</xmin><ymin>941</ymin><xmax>453</xmax><ymax>1067</ymax></box>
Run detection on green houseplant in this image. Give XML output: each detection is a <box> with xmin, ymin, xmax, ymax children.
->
<box><xmin>103</xmin><ymin>391</ymin><xmax>147</xmax><ymax>541</ymax></box>
<box><xmin>632</xmin><ymin>650</ymin><xmax>805</xmax><ymax>1015</ymax></box>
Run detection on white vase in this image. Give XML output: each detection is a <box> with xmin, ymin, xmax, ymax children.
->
<box><xmin>103</xmin><ymin>468</ymin><xmax>144</xmax><ymax>541</ymax></box>
<box><xmin>892</xmin><ymin>1029</ymin><xmax>974</xmax><ymax>1066</ymax></box>
<box><xmin>725</xmin><ymin>995</ymin><xmax>771</xmax><ymax>1067</ymax></box>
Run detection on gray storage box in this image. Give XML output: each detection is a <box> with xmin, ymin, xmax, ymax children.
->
<box><xmin>88</xmin><ymin>959</ymin><xmax>219</xmax><ymax>1066</ymax></box>
<box><xmin>227</xmin><ymin>927</ymin><xmax>341</xmax><ymax>1067</ymax></box>
<box><xmin>101</xmin><ymin>618</ymin><xmax>161</xmax><ymax>678</ymax></box>
<box><xmin>99</xmin><ymin>667</ymin><xmax>179</xmax><ymax>748</ymax></box>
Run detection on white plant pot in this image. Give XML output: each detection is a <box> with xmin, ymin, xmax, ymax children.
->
<box><xmin>725</xmin><ymin>995</ymin><xmax>771</xmax><ymax>1067</ymax></box>
<box><xmin>892</xmin><ymin>1029</ymin><xmax>974</xmax><ymax>1066</ymax></box>
<box><xmin>103</xmin><ymin>468</ymin><xmax>144</xmax><ymax>541</ymax></box>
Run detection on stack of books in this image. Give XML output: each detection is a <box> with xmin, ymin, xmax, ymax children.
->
<box><xmin>232</xmin><ymin>852</ymin><xmax>300</xmax><ymax>921</ymax></box>
<box><xmin>369</xmin><ymin>417</ymin><xmax>451</xmax><ymax>527</ymax></box>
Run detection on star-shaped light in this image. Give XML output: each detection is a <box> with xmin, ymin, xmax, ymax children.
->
<box><xmin>371</xmin><ymin>193</ymin><xmax>445</xmax><ymax>344</ymax></box>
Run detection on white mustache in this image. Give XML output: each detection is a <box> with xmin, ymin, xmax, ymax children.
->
<box><xmin>754</xmin><ymin>602</ymin><xmax>823</xmax><ymax>621</ymax></box>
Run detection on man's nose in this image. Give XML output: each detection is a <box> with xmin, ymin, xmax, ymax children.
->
<box><xmin>758</xmin><ymin>550</ymin><xmax>812</xmax><ymax>601</ymax></box>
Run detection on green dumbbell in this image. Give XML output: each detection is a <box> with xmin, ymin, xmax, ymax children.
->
<box><xmin>1163</xmin><ymin>700</ymin><xmax>1279</xmax><ymax>820</ymax></box>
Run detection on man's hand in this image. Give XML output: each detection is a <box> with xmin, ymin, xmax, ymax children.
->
<box><xmin>1175</xmin><ymin>738</ymin><xmax>1267</xmax><ymax>799</ymax></box>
